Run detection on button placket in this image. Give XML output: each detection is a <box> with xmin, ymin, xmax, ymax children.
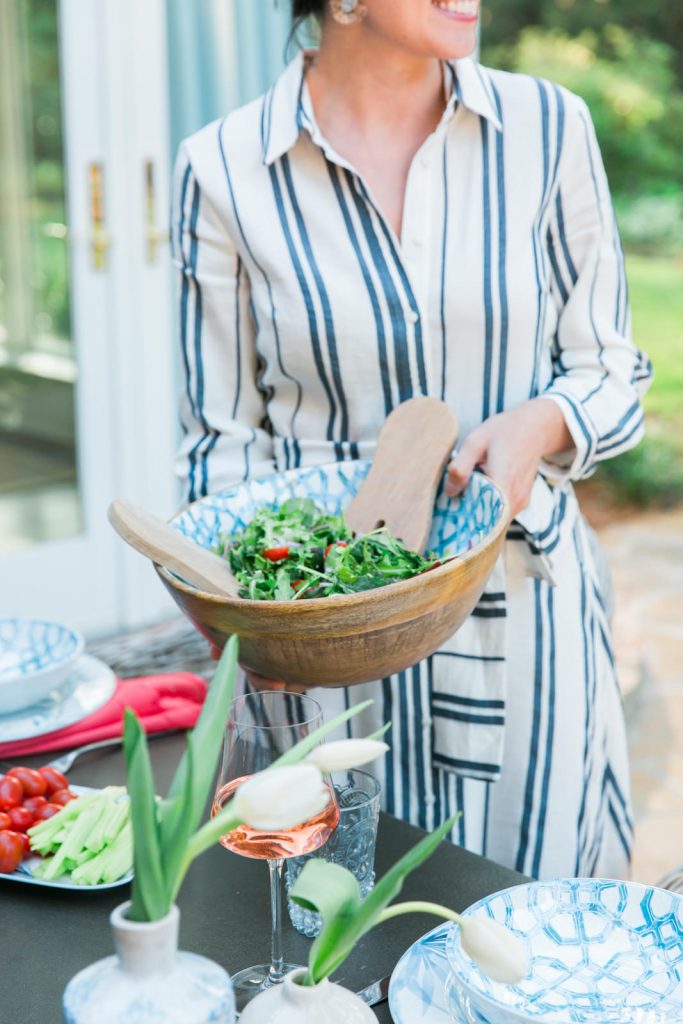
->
<box><xmin>401</xmin><ymin>147</ymin><xmax>434</xmax><ymax>393</ymax></box>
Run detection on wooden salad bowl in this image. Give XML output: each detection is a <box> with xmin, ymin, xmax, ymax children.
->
<box><xmin>155</xmin><ymin>462</ymin><xmax>509</xmax><ymax>687</ymax></box>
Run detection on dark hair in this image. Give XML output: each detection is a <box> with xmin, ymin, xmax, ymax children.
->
<box><xmin>292</xmin><ymin>1</ymin><xmax>326</xmax><ymax>19</ymax></box>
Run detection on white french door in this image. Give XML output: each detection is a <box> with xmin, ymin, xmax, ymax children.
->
<box><xmin>0</xmin><ymin>0</ymin><xmax>177</xmax><ymax>636</ymax></box>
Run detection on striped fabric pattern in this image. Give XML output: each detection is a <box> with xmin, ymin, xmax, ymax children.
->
<box><xmin>172</xmin><ymin>52</ymin><xmax>652</xmax><ymax>879</ymax></box>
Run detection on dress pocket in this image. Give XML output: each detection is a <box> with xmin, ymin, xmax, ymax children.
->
<box><xmin>431</xmin><ymin>560</ymin><xmax>507</xmax><ymax>783</ymax></box>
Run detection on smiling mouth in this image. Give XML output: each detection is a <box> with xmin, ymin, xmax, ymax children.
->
<box><xmin>432</xmin><ymin>0</ymin><xmax>479</xmax><ymax>21</ymax></box>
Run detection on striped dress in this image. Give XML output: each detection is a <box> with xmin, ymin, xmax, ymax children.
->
<box><xmin>172</xmin><ymin>52</ymin><xmax>652</xmax><ymax>879</ymax></box>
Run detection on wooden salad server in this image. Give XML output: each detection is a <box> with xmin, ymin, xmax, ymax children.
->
<box><xmin>108</xmin><ymin>397</ymin><xmax>458</xmax><ymax>600</ymax></box>
<box><xmin>345</xmin><ymin>396</ymin><xmax>459</xmax><ymax>555</ymax></box>
<box><xmin>107</xmin><ymin>499</ymin><xmax>242</xmax><ymax>599</ymax></box>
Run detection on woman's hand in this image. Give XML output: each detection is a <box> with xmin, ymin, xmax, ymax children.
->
<box><xmin>243</xmin><ymin>669</ymin><xmax>308</xmax><ymax>695</ymax></box>
<box><xmin>445</xmin><ymin>399</ymin><xmax>573</xmax><ymax>518</ymax></box>
<box><xmin>210</xmin><ymin>644</ymin><xmax>308</xmax><ymax>693</ymax></box>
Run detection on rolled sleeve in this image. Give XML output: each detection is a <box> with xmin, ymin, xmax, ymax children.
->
<box><xmin>172</xmin><ymin>142</ymin><xmax>274</xmax><ymax>504</ymax></box>
<box><xmin>540</xmin><ymin>95</ymin><xmax>653</xmax><ymax>484</ymax></box>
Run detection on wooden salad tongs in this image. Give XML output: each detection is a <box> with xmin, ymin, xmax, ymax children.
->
<box><xmin>107</xmin><ymin>397</ymin><xmax>459</xmax><ymax>599</ymax></box>
<box><xmin>107</xmin><ymin>499</ymin><xmax>242</xmax><ymax>599</ymax></box>
<box><xmin>345</xmin><ymin>396</ymin><xmax>459</xmax><ymax>555</ymax></box>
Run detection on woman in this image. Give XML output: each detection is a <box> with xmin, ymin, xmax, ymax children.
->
<box><xmin>172</xmin><ymin>0</ymin><xmax>652</xmax><ymax>879</ymax></box>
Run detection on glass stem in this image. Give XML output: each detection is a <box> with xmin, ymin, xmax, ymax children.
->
<box><xmin>267</xmin><ymin>857</ymin><xmax>285</xmax><ymax>986</ymax></box>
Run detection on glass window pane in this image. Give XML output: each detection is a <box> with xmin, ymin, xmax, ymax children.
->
<box><xmin>0</xmin><ymin>0</ymin><xmax>82</xmax><ymax>554</ymax></box>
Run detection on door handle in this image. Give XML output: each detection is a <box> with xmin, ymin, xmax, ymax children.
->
<box><xmin>144</xmin><ymin>159</ymin><xmax>169</xmax><ymax>263</ymax></box>
<box><xmin>89</xmin><ymin>162</ymin><xmax>111</xmax><ymax>270</ymax></box>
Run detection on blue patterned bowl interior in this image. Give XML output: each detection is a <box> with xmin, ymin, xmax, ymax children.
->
<box><xmin>448</xmin><ymin>879</ymin><xmax>683</xmax><ymax>1024</ymax></box>
<box><xmin>0</xmin><ymin>618</ymin><xmax>84</xmax><ymax>686</ymax></box>
<box><xmin>171</xmin><ymin>462</ymin><xmax>504</xmax><ymax>587</ymax></box>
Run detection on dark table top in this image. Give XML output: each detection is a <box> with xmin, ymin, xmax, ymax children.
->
<box><xmin>4</xmin><ymin>735</ymin><xmax>526</xmax><ymax>1023</ymax></box>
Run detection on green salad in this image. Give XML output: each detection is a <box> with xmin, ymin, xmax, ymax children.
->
<box><xmin>217</xmin><ymin>497</ymin><xmax>439</xmax><ymax>601</ymax></box>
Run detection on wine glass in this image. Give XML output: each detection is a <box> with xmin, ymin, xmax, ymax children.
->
<box><xmin>212</xmin><ymin>690</ymin><xmax>339</xmax><ymax>1010</ymax></box>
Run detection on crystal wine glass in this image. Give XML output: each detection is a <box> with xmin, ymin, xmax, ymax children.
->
<box><xmin>212</xmin><ymin>690</ymin><xmax>339</xmax><ymax>1011</ymax></box>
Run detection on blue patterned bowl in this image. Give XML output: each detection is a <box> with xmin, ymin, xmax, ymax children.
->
<box><xmin>157</xmin><ymin>462</ymin><xmax>508</xmax><ymax>687</ymax></box>
<box><xmin>448</xmin><ymin>879</ymin><xmax>683</xmax><ymax>1024</ymax></box>
<box><xmin>0</xmin><ymin>618</ymin><xmax>85</xmax><ymax>715</ymax></box>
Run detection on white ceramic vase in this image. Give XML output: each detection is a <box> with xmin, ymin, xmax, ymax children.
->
<box><xmin>238</xmin><ymin>967</ymin><xmax>377</xmax><ymax>1023</ymax></box>
<box><xmin>62</xmin><ymin>901</ymin><xmax>235</xmax><ymax>1024</ymax></box>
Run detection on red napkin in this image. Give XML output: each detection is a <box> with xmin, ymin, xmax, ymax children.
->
<box><xmin>0</xmin><ymin>672</ymin><xmax>208</xmax><ymax>760</ymax></box>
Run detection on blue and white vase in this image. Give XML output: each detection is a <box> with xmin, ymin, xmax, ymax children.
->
<box><xmin>63</xmin><ymin>902</ymin><xmax>235</xmax><ymax>1023</ymax></box>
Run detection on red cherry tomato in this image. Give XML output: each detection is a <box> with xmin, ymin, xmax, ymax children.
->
<box><xmin>16</xmin><ymin>832</ymin><xmax>31</xmax><ymax>859</ymax></box>
<box><xmin>22</xmin><ymin>795</ymin><xmax>48</xmax><ymax>815</ymax></box>
<box><xmin>37</xmin><ymin>766</ymin><xmax>69</xmax><ymax>794</ymax></box>
<box><xmin>0</xmin><ymin>776</ymin><xmax>23</xmax><ymax>810</ymax></box>
<box><xmin>7</xmin><ymin>806</ymin><xmax>34</xmax><ymax>832</ymax></box>
<box><xmin>51</xmin><ymin>789</ymin><xmax>77</xmax><ymax>806</ymax></box>
<box><xmin>0</xmin><ymin>830</ymin><xmax>24</xmax><ymax>873</ymax></box>
<box><xmin>324</xmin><ymin>541</ymin><xmax>348</xmax><ymax>557</ymax></box>
<box><xmin>7</xmin><ymin>766</ymin><xmax>48</xmax><ymax>798</ymax></box>
<box><xmin>263</xmin><ymin>546</ymin><xmax>289</xmax><ymax>562</ymax></box>
<box><xmin>0</xmin><ymin>812</ymin><xmax>10</xmax><ymax>830</ymax></box>
<box><xmin>33</xmin><ymin>803</ymin><xmax>62</xmax><ymax>822</ymax></box>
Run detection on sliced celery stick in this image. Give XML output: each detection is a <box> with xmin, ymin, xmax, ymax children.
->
<box><xmin>85</xmin><ymin>799</ymin><xmax>128</xmax><ymax>854</ymax></box>
<box><xmin>40</xmin><ymin>802</ymin><xmax>105</xmax><ymax>881</ymax></box>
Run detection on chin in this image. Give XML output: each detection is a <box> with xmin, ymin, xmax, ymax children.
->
<box><xmin>430</xmin><ymin>31</ymin><xmax>477</xmax><ymax>61</ymax></box>
<box><xmin>423</xmin><ymin>1</ymin><xmax>479</xmax><ymax>59</ymax></box>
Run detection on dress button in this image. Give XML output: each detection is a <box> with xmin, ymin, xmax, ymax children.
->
<box><xmin>412</xmin><ymin>237</ymin><xmax>422</xmax><ymax>248</ymax></box>
<box><xmin>420</xmin><ymin>154</ymin><xmax>429</xmax><ymax>169</ymax></box>
<box><xmin>406</xmin><ymin>310</ymin><xmax>419</xmax><ymax>325</ymax></box>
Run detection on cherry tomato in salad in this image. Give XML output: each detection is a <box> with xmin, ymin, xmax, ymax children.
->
<box><xmin>16</xmin><ymin>832</ymin><xmax>31</xmax><ymax>859</ymax></box>
<box><xmin>0</xmin><ymin>830</ymin><xmax>24</xmax><ymax>873</ymax></box>
<box><xmin>6</xmin><ymin>806</ymin><xmax>34</xmax><ymax>832</ymax></box>
<box><xmin>37</xmin><ymin>765</ymin><xmax>69</xmax><ymax>794</ymax></box>
<box><xmin>0</xmin><ymin>775</ymin><xmax>23</xmax><ymax>810</ymax></box>
<box><xmin>22</xmin><ymin>795</ymin><xmax>48</xmax><ymax>815</ymax></box>
<box><xmin>263</xmin><ymin>546</ymin><xmax>290</xmax><ymax>562</ymax></box>
<box><xmin>7</xmin><ymin>766</ymin><xmax>47</xmax><ymax>798</ymax></box>
<box><xmin>51</xmin><ymin>789</ymin><xmax>77</xmax><ymax>806</ymax></box>
<box><xmin>0</xmin><ymin>812</ymin><xmax>11</xmax><ymax>830</ymax></box>
<box><xmin>33</xmin><ymin>802</ymin><xmax>62</xmax><ymax>822</ymax></box>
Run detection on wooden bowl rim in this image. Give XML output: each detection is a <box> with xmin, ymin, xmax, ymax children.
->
<box><xmin>158</xmin><ymin>475</ymin><xmax>510</xmax><ymax>610</ymax></box>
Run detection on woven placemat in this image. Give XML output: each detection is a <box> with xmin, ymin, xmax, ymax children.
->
<box><xmin>88</xmin><ymin>617</ymin><xmax>215</xmax><ymax>680</ymax></box>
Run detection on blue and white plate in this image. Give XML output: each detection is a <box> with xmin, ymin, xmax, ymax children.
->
<box><xmin>0</xmin><ymin>655</ymin><xmax>116</xmax><ymax>744</ymax></box>
<box><xmin>449</xmin><ymin>879</ymin><xmax>683</xmax><ymax>1024</ymax></box>
<box><xmin>389</xmin><ymin>923</ymin><xmax>489</xmax><ymax>1023</ymax></box>
<box><xmin>170</xmin><ymin>462</ymin><xmax>504</xmax><ymax>572</ymax></box>
<box><xmin>0</xmin><ymin>617</ymin><xmax>84</xmax><ymax>715</ymax></box>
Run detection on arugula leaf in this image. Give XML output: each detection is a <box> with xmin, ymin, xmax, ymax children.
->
<box><xmin>218</xmin><ymin>499</ymin><xmax>440</xmax><ymax>601</ymax></box>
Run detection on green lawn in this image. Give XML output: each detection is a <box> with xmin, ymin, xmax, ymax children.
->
<box><xmin>626</xmin><ymin>253</ymin><xmax>683</xmax><ymax>426</ymax></box>
<box><xmin>593</xmin><ymin>252</ymin><xmax>683</xmax><ymax>506</ymax></box>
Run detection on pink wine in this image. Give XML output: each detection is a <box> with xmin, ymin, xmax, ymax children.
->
<box><xmin>212</xmin><ymin>777</ymin><xmax>340</xmax><ymax>860</ymax></box>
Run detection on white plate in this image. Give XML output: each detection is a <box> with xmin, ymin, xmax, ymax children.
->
<box><xmin>0</xmin><ymin>655</ymin><xmax>116</xmax><ymax>743</ymax></box>
<box><xmin>1</xmin><ymin>785</ymin><xmax>133</xmax><ymax>891</ymax></box>
<box><xmin>389</xmin><ymin>922</ymin><xmax>489</xmax><ymax>1023</ymax></box>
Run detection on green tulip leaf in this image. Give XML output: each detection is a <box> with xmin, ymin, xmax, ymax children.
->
<box><xmin>294</xmin><ymin>814</ymin><xmax>458</xmax><ymax>983</ymax></box>
<box><xmin>271</xmin><ymin>698</ymin><xmax>374</xmax><ymax>768</ymax></box>
<box><xmin>123</xmin><ymin>708</ymin><xmax>167</xmax><ymax>921</ymax></box>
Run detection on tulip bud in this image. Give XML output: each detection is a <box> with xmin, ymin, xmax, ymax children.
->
<box><xmin>305</xmin><ymin>738</ymin><xmax>389</xmax><ymax>773</ymax></box>
<box><xmin>459</xmin><ymin>916</ymin><xmax>530</xmax><ymax>984</ymax></box>
<box><xmin>231</xmin><ymin>764</ymin><xmax>330</xmax><ymax>830</ymax></box>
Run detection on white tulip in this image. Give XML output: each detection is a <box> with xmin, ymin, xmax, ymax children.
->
<box><xmin>305</xmin><ymin>738</ymin><xmax>389</xmax><ymax>773</ymax></box>
<box><xmin>459</xmin><ymin>916</ymin><xmax>530</xmax><ymax>984</ymax></box>
<box><xmin>231</xmin><ymin>764</ymin><xmax>330</xmax><ymax>830</ymax></box>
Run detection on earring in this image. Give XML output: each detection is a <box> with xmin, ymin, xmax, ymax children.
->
<box><xmin>330</xmin><ymin>0</ymin><xmax>367</xmax><ymax>25</ymax></box>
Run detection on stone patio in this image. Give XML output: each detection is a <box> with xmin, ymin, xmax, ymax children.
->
<box><xmin>596</xmin><ymin>507</ymin><xmax>683</xmax><ymax>886</ymax></box>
